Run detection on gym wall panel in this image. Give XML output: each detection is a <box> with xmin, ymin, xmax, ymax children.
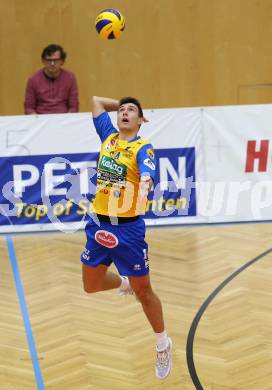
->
<box><xmin>0</xmin><ymin>0</ymin><xmax>272</xmax><ymax>115</ymax></box>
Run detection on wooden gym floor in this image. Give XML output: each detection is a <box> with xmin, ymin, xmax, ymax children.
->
<box><xmin>1</xmin><ymin>222</ymin><xmax>272</xmax><ymax>390</ymax></box>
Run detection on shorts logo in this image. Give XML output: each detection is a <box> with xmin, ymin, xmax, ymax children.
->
<box><xmin>134</xmin><ymin>264</ymin><xmax>141</xmax><ymax>271</ymax></box>
<box><xmin>95</xmin><ymin>230</ymin><xmax>119</xmax><ymax>248</ymax></box>
<box><xmin>143</xmin><ymin>249</ymin><xmax>149</xmax><ymax>268</ymax></box>
<box><xmin>82</xmin><ymin>248</ymin><xmax>90</xmax><ymax>261</ymax></box>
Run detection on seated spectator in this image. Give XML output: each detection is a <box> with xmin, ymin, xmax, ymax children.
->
<box><xmin>24</xmin><ymin>44</ymin><xmax>79</xmax><ymax>114</ymax></box>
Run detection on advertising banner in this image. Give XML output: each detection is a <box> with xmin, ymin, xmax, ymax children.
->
<box><xmin>2</xmin><ymin>104</ymin><xmax>272</xmax><ymax>233</ymax></box>
<box><xmin>202</xmin><ymin>104</ymin><xmax>272</xmax><ymax>222</ymax></box>
<box><xmin>0</xmin><ymin>109</ymin><xmax>203</xmax><ymax>232</ymax></box>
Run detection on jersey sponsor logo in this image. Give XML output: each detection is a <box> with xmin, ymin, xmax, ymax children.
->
<box><xmin>112</xmin><ymin>151</ymin><xmax>121</xmax><ymax>161</ymax></box>
<box><xmin>104</xmin><ymin>142</ymin><xmax>111</xmax><ymax>152</ymax></box>
<box><xmin>123</xmin><ymin>151</ymin><xmax>133</xmax><ymax>159</ymax></box>
<box><xmin>147</xmin><ymin>148</ymin><xmax>155</xmax><ymax>159</ymax></box>
<box><xmin>143</xmin><ymin>158</ymin><xmax>155</xmax><ymax>170</ymax></box>
<box><xmin>99</xmin><ymin>155</ymin><xmax>127</xmax><ymax>176</ymax></box>
<box><xmin>95</xmin><ymin>230</ymin><xmax>119</xmax><ymax>248</ymax></box>
<box><xmin>97</xmin><ymin>174</ymin><xmax>126</xmax><ymax>188</ymax></box>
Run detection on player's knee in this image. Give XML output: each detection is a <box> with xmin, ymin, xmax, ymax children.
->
<box><xmin>134</xmin><ymin>285</ymin><xmax>153</xmax><ymax>305</ymax></box>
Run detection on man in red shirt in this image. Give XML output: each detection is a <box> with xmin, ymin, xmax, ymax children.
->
<box><xmin>24</xmin><ymin>44</ymin><xmax>79</xmax><ymax>114</ymax></box>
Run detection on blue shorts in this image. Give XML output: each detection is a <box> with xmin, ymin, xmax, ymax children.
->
<box><xmin>81</xmin><ymin>217</ymin><xmax>149</xmax><ymax>277</ymax></box>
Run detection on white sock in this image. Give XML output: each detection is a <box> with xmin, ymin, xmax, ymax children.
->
<box><xmin>120</xmin><ymin>276</ymin><xmax>129</xmax><ymax>290</ymax></box>
<box><xmin>156</xmin><ymin>330</ymin><xmax>168</xmax><ymax>351</ymax></box>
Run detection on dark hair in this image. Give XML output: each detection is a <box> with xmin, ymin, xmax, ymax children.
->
<box><xmin>119</xmin><ymin>96</ymin><xmax>143</xmax><ymax>117</ymax></box>
<box><xmin>41</xmin><ymin>44</ymin><xmax>66</xmax><ymax>60</ymax></box>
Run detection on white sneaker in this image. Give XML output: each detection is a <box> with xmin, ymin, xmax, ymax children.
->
<box><xmin>118</xmin><ymin>276</ymin><xmax>134</xmax><ymax>296</ymax></box>
<box><xmin>155</xmin><ymin>337</ymin><xmax>173</xmax><ymax>379</ymax></box>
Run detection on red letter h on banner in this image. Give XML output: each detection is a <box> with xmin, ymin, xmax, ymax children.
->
<box><xmin>245</xmin><ymin>140</ymin><xmax>269</xmax><ymax>172</ymax></box>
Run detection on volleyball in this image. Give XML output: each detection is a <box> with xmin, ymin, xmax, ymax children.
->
<box><xmin>95</xmin><ymin>9</ymin><xmax>125</xmax><ymax>39</ymax></box>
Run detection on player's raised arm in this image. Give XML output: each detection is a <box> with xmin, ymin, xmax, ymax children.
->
<box><xmin>92</xmin><ymin>96</ymin><xmax>119</xmax><ymax>118</ymax></box>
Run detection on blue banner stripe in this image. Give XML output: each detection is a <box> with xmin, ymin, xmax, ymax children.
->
<box><xmin>0</xmin><ymin>148</ymin><xmax>196</xmax><ymax>226</ymax></box>
<box><xmin>6</xmin><ymin>236</ymin><xmax>44</xmax><ymax>390</ymax></box>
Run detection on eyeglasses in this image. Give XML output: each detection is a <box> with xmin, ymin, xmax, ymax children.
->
<box><xmin>43</xmin><ymin>58</ymin><xmax>63</xmax><ymax>64</ymax></box>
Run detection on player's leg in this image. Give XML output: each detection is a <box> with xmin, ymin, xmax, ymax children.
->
<box><xmin>129</xmin><ymin>274</ymin><xmax>164</xmax><ymax>332</ymax></box>
<box><xmin>82</xmin><ymin>263</ymin><xmax>123</xmax><ymax>293</ymax></box>
<box><xmin>112</xmin><ymin>217</ymin><xmax>172</xmax><ymax>379</ymax></box>
<box><xmin>129</xmin><ymin>274</ymin><xmax>172</xmax><ymax>380</ymax></box>
<box><xmin>112</xmin><ymin>219</ymin><xmax>166</xmax><ymax>332</ymax></box>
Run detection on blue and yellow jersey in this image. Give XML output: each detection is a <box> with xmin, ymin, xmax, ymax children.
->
<box><xmin>92</xmin><ymin>112</ymin><xmax>156</xmax><ymax>217</ymax></box>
